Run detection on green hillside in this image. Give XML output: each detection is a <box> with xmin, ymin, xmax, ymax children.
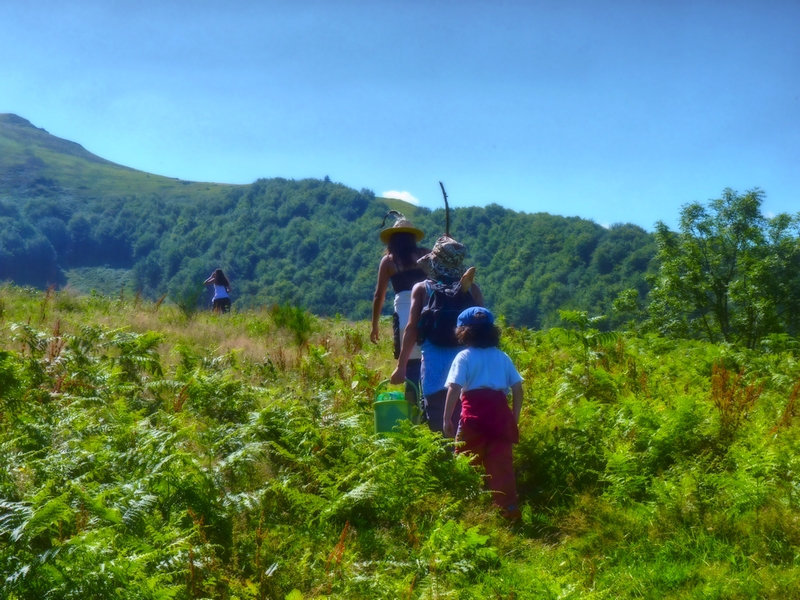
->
<box><xmin>0</xmin><ymin>113</ymin><xmax>655</xmax><ymax>329</ymax></box>
<box><xmin>0</xmin><ymin>113</ymin><xmax>235</xmax><ymax>200</ymax></box>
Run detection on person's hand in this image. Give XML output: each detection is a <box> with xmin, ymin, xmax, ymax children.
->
<box><xmin>370</xmin><ymin>326</ymin><xmax>380</xmax><ymax>344</ymax></box>
<box><xmin>390</xmin><ymin>366</ymin><xmax>405</xmax><ymax>385</ymax></box>
<box><xmin>459</xmin><ymin>266</ymin><xmax>476</xmax><ymax>293</ymax></box>
<box><xmin>443</xmin><ymin>420</ymin><xmax>456</xmax><ymax>438</ymax></box>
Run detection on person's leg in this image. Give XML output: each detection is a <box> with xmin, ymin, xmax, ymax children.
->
<box><xmin>424</xmin><ymin>390</ymin><xmax>460</xmax><ymax>437</ymax></box>
<box><xmin>455</xmin><ymin>420</ymin><xmax>487</xmax><ymax>466</ymax></box>
<box><xmin>483</xmin><ymin>439</ymin><xmax>519</xmax><ymax>518</ymax></box>
<box><xmin>392</xmin><ymin>312</ymin><xmax>401</xmax><ymax>359</ymax></box>
<box><xmin>423</xmin><ymin>389</ymin><xmax>447</xmax><ymax>434</ymax></box>
<box><xmin>405</xmin><ymin>359</ymin><xmax>422</xmax><ymax>424</ymax></box>
<box><xmin>457</xmin><ymin>419</ymin><xmax>520</xmax><ymax>519</ymax></box>
<box><xmin>419</xmin><ymin>344</ymin><xmax>461</xmax><ymax>436</ymax></box>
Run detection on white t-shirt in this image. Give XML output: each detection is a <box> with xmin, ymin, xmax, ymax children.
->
<box><xmin>446</xmin><ymin>347</ymin><xmax>523</xmax><ymax>393</ymax></box>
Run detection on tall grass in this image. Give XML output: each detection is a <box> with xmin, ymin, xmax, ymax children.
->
<box><xmin>1</xmin><ymin>285</ymin><xmax>799</xmax><ymax>599</ymax></box>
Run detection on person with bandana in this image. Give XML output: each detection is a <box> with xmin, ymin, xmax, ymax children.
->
<box><xmin>391</xmin><ymin>235</ymin><xmax>483</xmax><ymax>436</ymax></box>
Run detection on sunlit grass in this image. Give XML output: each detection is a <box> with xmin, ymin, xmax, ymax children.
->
<box><xmin>2</xmin><ymin>283</ymin><xmax>800</xmax><ymax>599</ymax></box>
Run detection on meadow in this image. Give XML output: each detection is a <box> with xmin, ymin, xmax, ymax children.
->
<box><xmin>1</xmin><ymin>284</ymin><xmax>799</xmax><ymax>599</ymax></box>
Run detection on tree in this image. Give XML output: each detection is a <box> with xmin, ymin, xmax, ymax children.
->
<box><xmin>647</xmin><ymin>188</ymin><xmax>800</xmax><ymax>348</ymax></box>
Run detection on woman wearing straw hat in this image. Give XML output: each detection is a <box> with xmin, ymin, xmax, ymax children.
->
<box><xmin>371</xmin><ymin>211</ymin><xmax>430</xmax><ymax>413</ymax></box>
<box><xmin>391</xmin><ymin>235</ymin><xmax>484</xmax><ymax>436</ymax></box>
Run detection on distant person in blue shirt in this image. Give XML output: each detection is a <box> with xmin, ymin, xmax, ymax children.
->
<box><xmin>203</xmin><ymin>268</ymin><xmax>231</xmax><ymax>313</ymax></box>
<box><xmin>391</xmin><ymin>235</ymin><xmax>483</xmax><ymax>436</ymax></box>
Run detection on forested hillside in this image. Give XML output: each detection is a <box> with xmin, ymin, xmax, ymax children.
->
<box><xmin>1</xmin><ymin>113</ymin><xmax>655</xmax><ymax>328</ymax></box>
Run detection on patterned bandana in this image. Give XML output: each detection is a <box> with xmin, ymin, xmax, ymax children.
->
<box><xmin>417</xmin><ymin>235</ymin><xmax>467</xmax><ymax>282</ymax></box>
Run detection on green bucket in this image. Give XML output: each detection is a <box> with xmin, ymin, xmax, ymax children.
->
<box><xmin>374</xmin><ymin>390</ymin><xmax>410</xmax><ymax>434</ymax></box>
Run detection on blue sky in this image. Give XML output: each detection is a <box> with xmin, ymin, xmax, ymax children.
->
<box><xmin>2</xmin><ymin>0</ymin><xmax>798</xmax><ymax>231</ymax></box>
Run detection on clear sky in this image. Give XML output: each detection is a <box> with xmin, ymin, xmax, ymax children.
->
<box><xmin>2</xmin><ymin>0</ymin><xmax>798</xmax><ymax>230</ymax></box>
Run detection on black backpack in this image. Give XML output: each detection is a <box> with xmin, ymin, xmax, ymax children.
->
<box><xmin>417</xmin><ymin>280</ymin><xmax>477</xmax><ymax>347</ymax></box>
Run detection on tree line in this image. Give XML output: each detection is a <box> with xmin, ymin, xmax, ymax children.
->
<box><xmin>0</xmin><ymin>176</ymin><xmax>657</xmax><ymax>330</ymax></box>
<box><xmin>2</xmin><ymin>174</ymin><xmax>799</xmax><ymax>345</ymax></box>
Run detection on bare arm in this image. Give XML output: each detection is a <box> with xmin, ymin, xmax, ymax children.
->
<box><xmin>390</xmin><ymin>281</ymin><xmax>426</xmax><ymax>384</ymax></box>
<box><xmin>443</xmin><ymin>383</ymin><xmax>462</xmax><ymax>438</ymax></box>
<box><xmin>370</xmin><ymin>255</ymin><xmax>393</xmax><ymax>343</ymax></box>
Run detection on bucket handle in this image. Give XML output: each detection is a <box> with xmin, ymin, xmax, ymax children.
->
<box><xmin>376</xmin><ymin>378</ymin><xmax>423</xmax><ymax>414</ymax></box>
<box><xmin>376</xmin><ymin>378</ymin><xmax>419</xmax><ymax>394</ymax></box>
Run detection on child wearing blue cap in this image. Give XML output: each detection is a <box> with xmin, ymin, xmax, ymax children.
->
<box><xmin>443</xmin><ymin>306</ymin><xmax>524</xmax><ymax>519</ymax></box>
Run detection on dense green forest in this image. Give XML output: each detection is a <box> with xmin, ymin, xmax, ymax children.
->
<box><xmin>3</xmin><ymin>113</ymin><xmax>799</xmax><ymax>342</ymax></box>
<box><xmin>1</xmin><ymin>113</ymin><xmax>655</xmax><ymax>330</ymax></box>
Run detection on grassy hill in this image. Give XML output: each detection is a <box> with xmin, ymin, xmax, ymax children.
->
<box><xmin>0</xmin><ymin>113</ymin><xmax>237</xmax><ymax>201</ymax></box>
<box><xmin>1</xmin><ymin>283</ymin><xmax>799</xmax><ymax>598</ymax></box>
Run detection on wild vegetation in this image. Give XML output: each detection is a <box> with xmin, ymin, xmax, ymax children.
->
<box><xmin>648</xmin><ymin>188</ymin><xmax>800</xmax><ymax>347</ymax></box>
<box><xmin>2</xmin><ymin>283</ymin><xmax>800</xmax><ymax>599</ymax></box>
<box><xmin>1</xmin><ymin>113</ymin><xmax>655</xmax><ymax>330</ymax></box>
<box><xmin>3</xmin><ymin>112</ymin><xmax>800</xmax><ymax>597</ymax></box>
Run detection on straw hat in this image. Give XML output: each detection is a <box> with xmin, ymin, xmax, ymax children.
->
<box><xmin>379</xmin><ymin>212</ymin><xmax>425</xmax><ymax>244</ymax></box>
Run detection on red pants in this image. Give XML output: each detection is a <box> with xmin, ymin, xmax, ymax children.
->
<box><xmin>456</xmin><ymin>389</ymin><xmax>519</xmax><ymax>512</ymax></box>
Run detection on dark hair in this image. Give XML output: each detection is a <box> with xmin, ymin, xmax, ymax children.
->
<box><xmin>213</xmin><ymin>269</ymin><xmax>230</xmax><ymax>288</ymax></box>
<box><xmin>456</xmin><ymin>322</ymin><xmax>501</xmax><ymax>348</ymax></box>
<box><xmin>387</xmin><ymin>232</ymin><xmax>420</xmax><ymax>269</ymax></box>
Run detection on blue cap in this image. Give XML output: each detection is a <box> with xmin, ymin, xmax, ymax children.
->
<box><xmin>457</xmin><ymin>306</ymin><xmax>494</xmax><ymax>327</ymax></box>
